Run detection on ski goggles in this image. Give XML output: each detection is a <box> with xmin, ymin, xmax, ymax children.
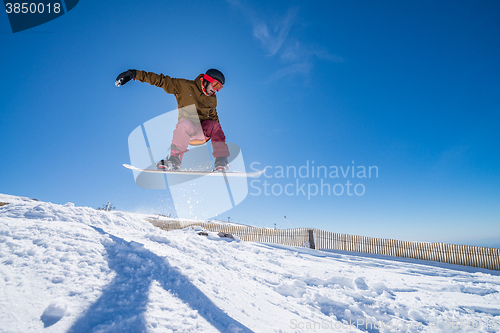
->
<box><xmin>203</xmin><ymin>74</ymin><xmax>223</xmax><ymax>92</ymax></box>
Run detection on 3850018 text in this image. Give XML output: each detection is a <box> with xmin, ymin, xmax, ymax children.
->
<box><xmin>5</xmin><ymin>3</ymin><xmax>61</xmax><ymax>14</ymax></box>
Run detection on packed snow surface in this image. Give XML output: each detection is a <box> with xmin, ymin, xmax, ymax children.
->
<box><xmin>1</xmin><ymin>193</ymin><xmax>500</xmax><ymax>333</ymax></box>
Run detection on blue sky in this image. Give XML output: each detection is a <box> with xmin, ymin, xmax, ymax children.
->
<box><xmin>1</xmin><ymin>0</ymin><xmax>499</xmax><ymax>246</ymax></box>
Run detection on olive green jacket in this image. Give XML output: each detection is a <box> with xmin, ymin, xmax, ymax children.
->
<box><xmin>135</xmin><ymin>70</ymin><xmax>219</xmax><ymax>123</ymax></box>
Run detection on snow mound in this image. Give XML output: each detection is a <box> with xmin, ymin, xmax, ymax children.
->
<box><xmin>1</xmin><ymin>193</ymin><xmax>500</xmax><ymax>332</ymax></box>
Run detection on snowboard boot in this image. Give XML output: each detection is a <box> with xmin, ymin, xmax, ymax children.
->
<box><xmin>213</xmin><ymin>156</ymin><xmax>230</xmax><ymax>172</ymax></box>
<box><xmin>156</xmin><ymin>155</ymin><xmax>182</xmax><ymax>171</ymax></box>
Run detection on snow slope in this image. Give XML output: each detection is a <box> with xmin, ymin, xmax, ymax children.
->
<box><xmin>1</xmin><ymin>193</ymin><xmax>500</xmax><ymax>333</ymax></box>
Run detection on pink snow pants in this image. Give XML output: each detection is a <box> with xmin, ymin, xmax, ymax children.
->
<box><xmin>171</xmin><ymin>118</ymin><xmax>230</xmax><ymax>161</ymax></box>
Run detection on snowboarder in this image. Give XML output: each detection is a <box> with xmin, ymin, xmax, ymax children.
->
<box><xmin>115</xmin><ymin>68</ymin><xmax>230</xmax><ymax>171</ymax></box>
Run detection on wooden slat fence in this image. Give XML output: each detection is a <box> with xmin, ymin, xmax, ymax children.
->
<box><xmin>148</xmin><ymin>219</ymin><xmax>500</xmax><ymax>270</ymax></box>
<box><xmin>315</xmin><ymin>229</ymin><xmax>500</xmax><ymax>270</ymax></box>
<box><xmin>149</xmin><ymin>219</ymin><xmax>312</xmax><ymax>248</ymax></box>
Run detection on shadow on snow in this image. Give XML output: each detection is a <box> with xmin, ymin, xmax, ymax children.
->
<box><xmin>68</xmin><ymin>227</ymin><xmax>253</xmax><ymax>333</ymax></box>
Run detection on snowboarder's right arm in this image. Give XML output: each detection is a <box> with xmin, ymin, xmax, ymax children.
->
<box><xmin>115</xmin><ymin>69</ymin><xmax>178</xmax><ymax>95</ymax></box>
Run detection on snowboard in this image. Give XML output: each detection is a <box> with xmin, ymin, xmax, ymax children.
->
<box><xmin>123</xmin><ymin>164</ymin><xmax>265</xmax><ymax>178</ymax></box>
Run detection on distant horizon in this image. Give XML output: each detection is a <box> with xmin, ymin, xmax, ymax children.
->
<box><xmin>2</xmin><ymin>192</ymin><xmax>499</xmax><ymax>250</ymax></box>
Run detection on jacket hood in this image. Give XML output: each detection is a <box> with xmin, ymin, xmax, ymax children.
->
<box><xmin>195</xmin><ymin>74</ymin><xmax>204</xmax><ymax>93</ymax></box>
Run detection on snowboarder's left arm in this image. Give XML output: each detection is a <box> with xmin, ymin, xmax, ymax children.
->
<box><xmin>206</xmin><ymin>96</ymin><xmax>220</xmax><ymax>123</ymax></box>
<box><xmin>209</xmin><ymin>108</ymin><xmax>220</xmax><ymax>123</ymax></box>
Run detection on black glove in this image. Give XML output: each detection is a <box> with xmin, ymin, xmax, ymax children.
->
<box><xmin>115</xmin><ymin>69</ymin><xmax>136</xmax><ymax>87</ymax></box>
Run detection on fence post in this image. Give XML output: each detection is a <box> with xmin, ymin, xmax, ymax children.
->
<box><xmin>308</xmin><ymin>229</ymin><xmax>316</xmax><ymax>250</ymax></box>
